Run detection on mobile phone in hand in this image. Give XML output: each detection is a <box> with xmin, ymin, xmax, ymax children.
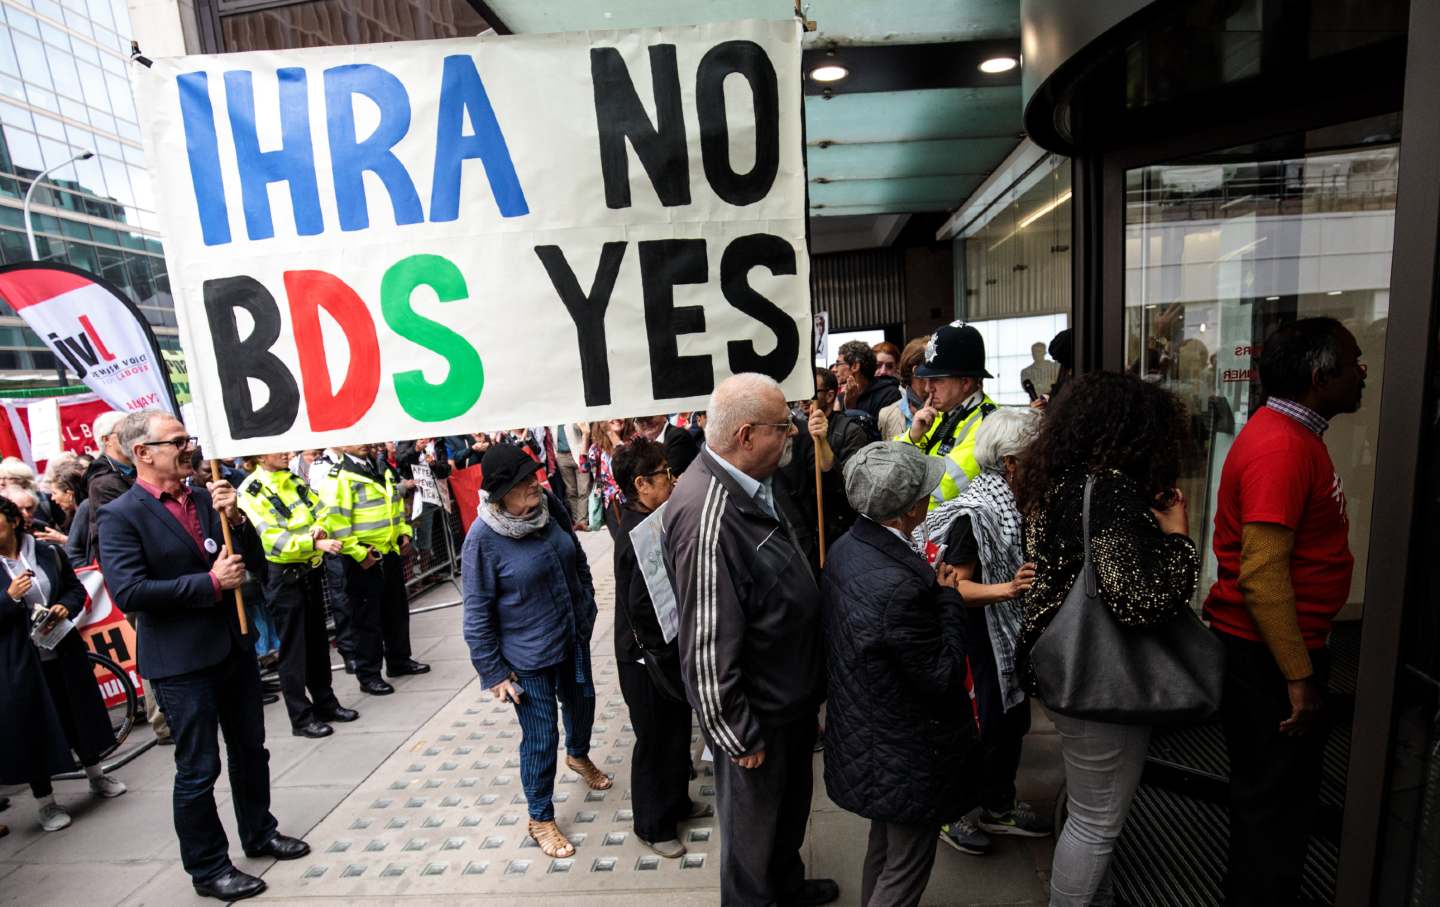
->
<box><xmin>1023</xmin><ymin>378</ymin><xmax>1039</xmax><ymax>401</ymax></box>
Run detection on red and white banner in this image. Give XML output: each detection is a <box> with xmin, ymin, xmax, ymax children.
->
<box><xmin>73</xmin><ymin>564</ymin><xmax>144</xmax><ymax>708</ymax></box>
<box><xmin>0</xmin><ymin>263</ymin><xmax>176</xmax><ymax>415</ymax></box>
<box><xmin>0</xmin><ymin>391</ymin><xmax>115</xmax><ymax>471</ymax></box>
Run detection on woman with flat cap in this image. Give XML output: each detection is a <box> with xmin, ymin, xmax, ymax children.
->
<box><xmin>461</xmin><ymin>443</ymin><xmax>608</xmax><ymax>859</ymax></box>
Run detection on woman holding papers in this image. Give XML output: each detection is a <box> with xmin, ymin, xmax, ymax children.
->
<box><xmin>461</xmin><ymin>443</ymin><xmax>606</xmax><ymax>860</ymax></box>
<box><xmin>611</xmin><ymin>438</ymin><xmax>711</xmax><ymax>859</ymax></box>
<box><xmin>0</xmin><ymin>494</ymin><xmax>125</xmax><ymax>833</ymax></box>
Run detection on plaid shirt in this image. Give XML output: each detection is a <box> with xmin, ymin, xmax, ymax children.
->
<box><xmin>1265</xmin><ymin>397</ymin><xmax>1329</xmax><ymax>437</ymax></box>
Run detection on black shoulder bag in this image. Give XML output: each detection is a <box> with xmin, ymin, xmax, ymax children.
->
<box><xmin>1030</xmin><ymin>476</ymin><xmax>1226</xmax><ymax>726</ymax></box>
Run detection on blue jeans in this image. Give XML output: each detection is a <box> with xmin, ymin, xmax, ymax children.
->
<box><xmin>150</xmin><ymin>644</ymin><xmax>278</xmax><ymax>883</ymax></box>
<box><xmin>512</xmin><ymin>658</ymin><xmax>596</xmax><ymax>821</ymax></box>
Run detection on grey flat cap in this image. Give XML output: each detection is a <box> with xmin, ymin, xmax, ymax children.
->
<box><xmin>842</xmin><ymin>442</ymin><xmax>946</xmax><ymax>522</ymax></box>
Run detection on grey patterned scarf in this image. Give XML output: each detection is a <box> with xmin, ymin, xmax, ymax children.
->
<box><xmin>477</xmin><ymin>491</ymin><xmax>549</xmax><ymax>538</ymax></box>
<box><xmin>922</xmin><ymin>469</ymin><xmax>1028</xmax><ymax>711</ymax></box>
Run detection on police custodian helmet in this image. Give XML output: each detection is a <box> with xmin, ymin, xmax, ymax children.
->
<box><xmin>915</xmin><ymin>321</ymin><xmax>993</xmax><ymax>379</ymax></box>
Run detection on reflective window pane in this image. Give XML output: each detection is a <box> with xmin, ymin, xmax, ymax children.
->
<box><xmin>13</xmin><ymin>34</ymin><xmax>51</xmax><ymax>90</ymax></box>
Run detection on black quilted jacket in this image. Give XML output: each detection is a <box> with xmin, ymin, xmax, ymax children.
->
<box><xmin>820</xmin><ymin>517</ymin><xmax>978</xmax><ymax>825</ymax></box>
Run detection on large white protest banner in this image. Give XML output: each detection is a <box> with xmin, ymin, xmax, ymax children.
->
<box><xmin>135</xmin><ymin>20</ymin><xmax>811</xmax><ymax>457</ymax></box>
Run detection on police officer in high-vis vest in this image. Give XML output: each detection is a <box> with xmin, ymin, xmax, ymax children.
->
<box><xmin>315</xmin><ymin>443</ymin><xmax>429</xmax><ymax>696</ymax></box>
<box><xmin>238</xmin><ymin>453</ymin><xmax>360</xmax><ymax>738</ymax></box>
<box><xmin>897</xmin><ymin>322</ymin><xmax>998</xmax><ymax>508</ymax></box>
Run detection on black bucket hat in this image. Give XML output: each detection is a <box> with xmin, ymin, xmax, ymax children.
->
<box><xmin>481</xmin><ymin>443</ymin><xmax>541</xmax><ymax>501</ymax></box>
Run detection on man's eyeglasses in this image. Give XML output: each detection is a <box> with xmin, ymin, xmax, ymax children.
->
<box><xmin>744</xmin><ymin>421</ymin><xmax>794</xmax><ymax>434</ymax></box>
<box><xmin>641</xmin><ymin>467</ymin><xmax>675</xmax><ymax>482</ymax></box>
<box><xmin>144</xmin><ymin>436</ymin><xmax>198</xmax><ymax>451</ymax></box>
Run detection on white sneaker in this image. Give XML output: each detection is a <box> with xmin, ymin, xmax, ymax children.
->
<box><xmin>38</xmin><ymin>802</ymin><xmax>72</xmax><ymax>832</ymax></box>
<box><xmin>90</xmin><ymin>775</ymin><xmax>128</xmax><ymax>799</ymax></box>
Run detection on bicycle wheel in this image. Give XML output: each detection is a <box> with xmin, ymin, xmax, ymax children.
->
<box><xmin>88</xmin><ymin>651</ymin><xmax>139</xmax><ymax>759</ymax></box>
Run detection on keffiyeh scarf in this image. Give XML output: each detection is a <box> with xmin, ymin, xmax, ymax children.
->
<box><xmin>921</xmin><ymin>469</ymin><xmax>1028</xmax><ymax>711</ymax></box>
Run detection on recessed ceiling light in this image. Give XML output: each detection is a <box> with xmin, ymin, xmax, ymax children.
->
<box><xmin>980</xmin><ymin>56</ymin><xmax>1018</xmax><ymax>74</ymax></box>
<box><xmin>810</xmin><ymin>64</ymin><xmax>849</xmax><ymax>82</ymax></box>
<box><xmin>1327</xmin><ymin>290</ymin><xmax>1343</xmax><ymax>296</ymax></box>
<box><xmin>1265</xmin><ymin>295</ymin><xmax>1280</xmax><ymax>301</ymax></box>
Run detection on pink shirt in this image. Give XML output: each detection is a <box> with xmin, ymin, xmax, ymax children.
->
<box><xmin>135</xmin><ymin>478</ymin><xmax>221</xmax><ymax>600</ymax></box>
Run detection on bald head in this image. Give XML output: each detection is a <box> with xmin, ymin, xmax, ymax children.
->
<box><xmin>705</xmin><ymin>373</ymin><xmax>795</xmax><ymax>480</ymax></box>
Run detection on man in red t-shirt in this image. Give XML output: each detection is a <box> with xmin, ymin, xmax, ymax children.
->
<box><xmin>1205</xmin><ymin>317</ymin><xmax>1365</xmax><ymax>906</ymax></box>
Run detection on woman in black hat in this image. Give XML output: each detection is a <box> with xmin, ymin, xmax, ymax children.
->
<box><xmin>460</xmin><ymin>444</ymin><xmax>608</xmax><ymax>859</ymax></box>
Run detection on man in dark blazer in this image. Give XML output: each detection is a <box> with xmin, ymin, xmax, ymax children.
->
<box><xmin>98</xmin><ymin>410</ymin><xmax>310</xmax><ymax>902</ymax></box>
<box><xmin>634</xmin><ymin>415</ymin><xmax>700</xmax><ymax>478</ymax></box>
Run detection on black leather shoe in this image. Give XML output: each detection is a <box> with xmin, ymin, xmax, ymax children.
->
<box><xmin>261</xmin><ymin>680</ymin><xmax>282</xmax><ymax>694</ymax></box>
<box><xmin>343</xmin><ymin>659</ymin><xmax>357</xmax><ymax>675</ymax></box>
<box><xmin>320</xmin><ymin>706</ymin><xmax>360</xmax><ymax>723</ymax></box>
<box><xmin>245</xmin><ymin>832</ymin><xmax>311</xmax><ymax>860</ymax></box>
<box><xmin>783</xmin><ymin>878</ymin><xmax>840</xmax><ymax>907</ymax></box>
<box><xmin>387</xmin><ymin>659</ymin><xmax>430</xmax><ymax>677</ymax></box>
<box><xmin>359</xmin><ymin>679</ymin><xmax>394</xmax><ymax>695</ymax></box>
<box><xmin>193</xmin><ymin>867</ymin><xmax>267</xmax><ymax>901</ymax></box>
<box><xmin>292</xmin><ymin>720</ymin><xmax>333</xmax><ymax>739</ymax></box>
<box><xmin>261</xmin><ymin>693</ymin><xmax>279</xmax><ymax>705</ymax></box>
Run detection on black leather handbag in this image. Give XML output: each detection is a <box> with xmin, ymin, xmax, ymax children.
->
<box><xmin>1030</xmin><ymin>476</ymin><xmax>1225</xmax><ymax>726</ymax></box>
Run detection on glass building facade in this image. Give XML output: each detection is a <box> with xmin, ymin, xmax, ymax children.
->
<box><xmin>0</xmin><ymin>0</ymin><xmax>176</xmax><ymax>379</ymax></box>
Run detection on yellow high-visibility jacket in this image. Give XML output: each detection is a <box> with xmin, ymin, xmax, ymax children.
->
<box><xmin>314</xmin><ymin>457</ymin><xmax>413</xmax><ymax>561</ymax></box>
<box><xmin>237</xmin><ymin>467</ymin><xmax>327</xmax><ymax>566</ymax></box>
<box><xmin>895</xmin><ymin>394</ymin><xmax>998</xmax><ymax>509</ymax></box>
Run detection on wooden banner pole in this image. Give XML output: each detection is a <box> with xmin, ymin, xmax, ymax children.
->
<box><xmin>209</xmin><ymin>459</ymin><xmax>247</xmax><ymax>635</ymax></box>
<box><xmin>813</xmin><ymin>400</ymin><xmax>827</xmax><ymax>568</ymax></box>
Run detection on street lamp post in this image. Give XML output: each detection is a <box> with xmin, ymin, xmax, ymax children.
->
<box><xmin>24</xmin><ymin>149</ymin><xmax>94</xmax><ymax>259</ymax></box>
<box><xmin>23</xmin><ymin>149</ymin><xmax>94</xmax><ymax>386</ymax></box>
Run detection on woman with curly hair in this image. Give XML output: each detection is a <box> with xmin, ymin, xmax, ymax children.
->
<box><xmin>1015</xmin><ymin>371</ymin><xmax>1200</xmax><ymax>907</ymax></box>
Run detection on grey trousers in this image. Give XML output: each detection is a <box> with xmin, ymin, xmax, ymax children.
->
<box><xmin>862</xmin><ymin>819</ymin><xmax>939</xmax><ymax>907</ymax></box>
<box><xmin>557</xmin><ymin>451</ymin><xmax>587</xmax><ymax>527</ymax></box>
<box><xmin>712</xmin><ymin>717</ymin><xmax>816</xmax><ymax>907</ymax></box>
<box><xmin>1046</xmin><ymin>708</ymin><xmax>1152</xmax><ymax>907</ymax></box>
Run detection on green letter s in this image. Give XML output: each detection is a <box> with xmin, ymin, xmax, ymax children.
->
<box><xmin>380</xmin><ymin>253</ymin><xmax>483</xmax><ymax>420</ymax></box>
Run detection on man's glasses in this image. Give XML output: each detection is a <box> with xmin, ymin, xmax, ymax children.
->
<box><xmin>641</xmin><ymin>467</ymin><xmax>675</xmax><ymax>482</ymax></box>
<box><xmin>144</xmin><ymin>436</ymin><xmax>198</xmax><ymax>451</ymax></box>
<box><xmin>745</xmin><ymin>421</ymin><xmax>794</xmax><ymax>434</ymax></box>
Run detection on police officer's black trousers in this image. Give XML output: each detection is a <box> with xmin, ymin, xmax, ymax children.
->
<box><xmin>340</xmin><ymin>552</ymin><xmax>413</xmax><ymax>682</ymax></box>
<box><xmin>322</xmin><ymin>554</ymin><xmax>355</xmax><ymax>660</ymax></box>
<box><xmin>264</xmin><ymin>565</ymin><xmax>341</xmax><ymax>728</ymax></box>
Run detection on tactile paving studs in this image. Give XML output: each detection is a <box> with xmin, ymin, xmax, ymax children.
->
<box><xmin>327</xmin><ymin>841</ymin><xmax>352</xmax><ymax>853</ymax></box>
<box><xmin>389</xmin><ymin>781</ymin><xmax>409</xmax><ymax>791</ymax></box>
<box><xmin>482</xmin><ymin>836</ymin><xmax>505</xmax><ymax>849</ymax></box>
<box><xmin>548</xmin><ymin>859</ymin><xmax>574</xmax><ymax>874</ymax></box>
<box><xmin>460</xmin><ymin>815</ymin><xmax>482</xmax><ymax>827</ymax></box>
<box><xmin>636</xmin><ymin>856</ymin><xmax>661</xmax><ymax>871</ymax></box>
<box><xmin>462</xmin><ymin>861</ymin><xmax>489</xmax><ymax>875</ymax></box>
<box><xmin>569</xmin><ymin>833</ymin><xmax>588</xmax><ymax>846</ymax></box>
<box><xmin>682</xmin><ymin>854</ymin><xmax>706</xmax><ymax>869</ymax></box>
<box><xmin>592</xmin><ymin>857</ymin><xmax>617</xmax><ymax>872</ymax></box>
<box><xmin>441</xmin><ymin>796</ymin><xmax>463</xmax><ymax>807</ymax></box>
<box><xmin>492</xmin><ymin>775</ymin><xmax>514</xmax><ymax>786</ymax></box>
<box><xmin>349</xmin><ymin>818</ymin><xmax>372</xmax><ymax>830</ymax></box>
<box><xmin>421</xmin><ymin>862</ymin><xmax>448</xmax><ymax>876</ymax></box>
<box><xmin>402</xmin><ymin>838</ymin><xmax>426</xmax><ymax>852</ymax></box>
<box><xmin>302</xmin><ymin>865</ymin><xmax>327</xmax><ymax>879</ymax></box>
<box><xmin>478</xmin><ymin>795</ymin><xmax>498</xmax><ymax>806</ymax></box>
<box><xmin>380</xmin><ymin>863</ymin><xmax>405</xmax><ymax>878</ymax></box>
<box><xmin>585</xmin><ymin>790</ymin><xmax>607</xmax><ymax>802</ymax></box>
<box><xmin>442</xmin><ymin>837</ymin><xmax>467</xmax><ymax>851</ymax></box>
<box><xmin>340</xmin><ymin>864</ymin><xmax>366</xmax><ymax>878</ymax></box>
<box><xmin>603</xmin><ymin>832</ymin><xmax>626</xmax><ymax>846</ymax></box>
<box><xmin>371</xmin><ymin>798</ymin><xmax>393</xmax><ymax>809</ymax></box>
<box><xmin>504</xmin><ymin>860</ymin><xmax>531</xmax><ymax>876</ymax></box>
<box><xmin>406</xmin><ymin>798</ymin><xmax>427</xmax><ymax>808</ymax></box>
<box><xmin>423</xmin><ymin>816</ymin><xmax>445</xmax><ymax>828</ymax></box>
<box><xmin>553</xmin><ymin>792</ymin><xmax>570</xmax><ymax>803</ymax></box>
<box><xmin>364</xmin><ymin>840</ymin><xmax>387</xmax><ymax>852</ymax></box>
<box><xmin>688</xmin><ymin>828</ymin><xmax>712</xmax><ymax>843</ymax></box>
<box><xmin>575</xmin><ymin>811</ymin><xmax>597</xmax><ymax>823</ymax></box>
<box><xmin>497</xmin><ymin>814</ymin><xmax>519</xmax><ymax>826</ymax></box>
<box><xmin>614</xmin><ymin>809</ymin><xmax>633</xmax><ymax>822</ymax></box>
<box><xmin>423</xmin><ymin>779</ymin><xmax>442</xmax><ymax>789</ymax></box>
<box><xmin>385</xmin><ymin>818</ymin><xmax>407</xmax><ymax>830</ymax></box>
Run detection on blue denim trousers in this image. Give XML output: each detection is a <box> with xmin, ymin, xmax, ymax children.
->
<box><xmin>512</xmin><ymin>658</ymin><xmax>596</xmax><ymax>821</ymax></box>
<box><xmin>150</xmin><ymin>644</ymin><xmax>278</xmax><ymax>883</ymax></box>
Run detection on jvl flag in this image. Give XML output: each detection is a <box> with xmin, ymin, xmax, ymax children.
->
<box><xmin>0</xmin><ymin>263</ymin><xmax>176</xmax><ymax>415</ymax></box>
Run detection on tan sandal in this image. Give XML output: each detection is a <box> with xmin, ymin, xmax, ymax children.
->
<box><xmin>565</xmin><ymin>755</ymin><xmax>614</xmax><ymax>790</ymax></box>
<box><xmin>528</xmin><ymin>819</ymin><xmax>575</xmax><ymax>858</ymax></box>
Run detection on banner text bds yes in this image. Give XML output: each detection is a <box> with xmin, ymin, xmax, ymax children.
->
<box><xmin>139</xmin><ymin>21</ymin><xmax>811</xmax><ymax>456</ymax></box>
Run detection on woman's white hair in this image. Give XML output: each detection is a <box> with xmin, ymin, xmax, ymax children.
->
<box><xmin>973</xmin><ymin>407</ymin><xmax>1040</xmax><ymax>472</ymax></box>
<box><xmin>0</xmin><ymin>459</ymin><xmax>36</xmax><ymax>488</ymax></box>
<box><xmin>705</xmin><ymin>373</ymin><xmax>784</xmax><ymax>453</ymax></box>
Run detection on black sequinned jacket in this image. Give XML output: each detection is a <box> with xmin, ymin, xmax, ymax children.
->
<box><xmin>1018</xmin><ymin>468</ymin><xmax>1201</xmax><ymax>694</ymax></box>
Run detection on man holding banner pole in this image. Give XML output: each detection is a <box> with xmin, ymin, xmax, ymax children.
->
<box><xmin>98</xmin><ymin>411</ymin><xmax>310</xmax><ymax>901</ymax></box>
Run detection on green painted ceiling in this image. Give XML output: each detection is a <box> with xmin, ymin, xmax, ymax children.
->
<box><xmin>483</xmin><ymin>1</ymin><xmax>1024</xmax><ymax>220</ymax></box>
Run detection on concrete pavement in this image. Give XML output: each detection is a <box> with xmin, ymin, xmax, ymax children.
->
<box><xmin>0</xmin><ymin>531</ymin><xmax>1059</xmax><ymax>906</ymax></box>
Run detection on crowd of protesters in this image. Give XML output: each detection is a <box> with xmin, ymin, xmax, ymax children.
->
<box><xmin>0</xmin><ymin>315</ymin><xmax>1363</xmax><ymax>907</ymax></box>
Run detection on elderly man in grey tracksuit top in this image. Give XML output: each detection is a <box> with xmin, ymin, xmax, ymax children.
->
<box><xmin>662</xmin><ymin>373</ymin><xmax>839</xmax><ymax>907</ymax></box>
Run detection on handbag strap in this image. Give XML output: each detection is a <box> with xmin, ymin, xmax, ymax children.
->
<box><xmin>1082</xmin><ymin>474</ymin><xmax>1099</xmax><ymax>598</ymax></box>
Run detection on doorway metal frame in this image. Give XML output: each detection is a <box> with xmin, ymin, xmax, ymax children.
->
<box><xmin>1064</xmin><ymin>4</ymin><xmax>1440</xmax><ymax>898</ymax></box>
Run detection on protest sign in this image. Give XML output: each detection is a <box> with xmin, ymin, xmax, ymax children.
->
<box><xmin>136</xmin><ymin>20</ymin><xmax>811</xmax><ymax>458</ymax></box>
<box><xmin>0</xmin><ymin>391</ymin><xmax>115</xmax><ymax>468</ymax></box>
<box><xmin>26</xmin><ymin>397</ymin><xmax>62</xmax><ymax>463</ymax></box>
<box><xmin>0</xmin><ymin>264</ymin><xmax>178</xmax><ymax>416</ymax></box>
